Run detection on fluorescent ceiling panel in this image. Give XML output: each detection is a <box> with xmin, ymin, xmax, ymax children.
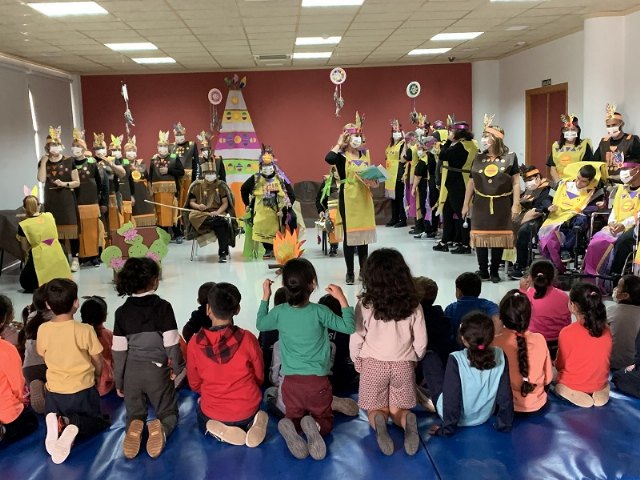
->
<box><xmin>27</xmin><ymin>2</ymin><xmax>108</xmax><ymax>17</ymax></box>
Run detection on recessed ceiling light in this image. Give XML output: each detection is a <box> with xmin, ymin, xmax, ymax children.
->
<box><xmin>266</xmin><ymin>62</ymin><xmax>284</xmax><ymax>66</ymax></box>
<box><xmin>515</xmin><ymin>41</ymin><xmax>526</xmax><ymax>46</ymax></box>
<box><xmin>408</xmin><ymin>48</ymin><xmax>451</xmax><ymax>55</ymax></box>
<box><xmin>292</xmin><ymin>52</ymin><xmax>332</xmax><ymax>59</ymax></box>
<box><xmin>132</xmin><ymin>57</ymin><xmax>176</xmax><ymax>64</ymax></box>
<box><xmin>295</xmin><ymin>36</ymin><xmax>341</xmax><ymax>46</ymax></box>
<box><xmin>27</xmin><ymin>2</ymin><xmax>108</xmax><ymax>17</ymax></box>
<box><xmin>506</xmin><ymin>25</ymin><xmax>528</xmax><ymax>31</ymax></box>
<box><xmin>105</xmin><ymin>42</ymin><xmax>158</xmax><ymax>51</ymax></box>
<box><xmin>302</xmin><ymin>0</ymin><xmax>364</xmax><ymax>6</ymax></box>
<box><xmin>431</xmin><ymin>32</ymin><xmax>483</xmax><ymax>41</ymax></box>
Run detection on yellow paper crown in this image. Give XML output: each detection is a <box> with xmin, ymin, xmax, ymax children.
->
<box><xmin>355</xmin><ymin>111</ymin><xmax>364</xmax><ymax>130</ymax></box>
<box><xmin>605</xmin><ymin>103</ymin><xmax>623</xmax><ymax>121</ymax></box>
<box><xmin>47</xmin><ymin>125</ymin><xmax>62</xmax><ymax>143</ymax></box>
<box><xmin>390</xmin><ymin>119</ymin><xmax>400</xmax><ymax>131</ymax></box>
<box><xmin>109</xmin><ymin>134</ymin><xmax>123</xmax><ymax>149</ymax></box>
<box><xmin>93</xmin><ymin>132</ymin><xmax>106</xmax><ymax>148</ymax></box>
<box><xmin>73</xmin><ymin>128</ymin><xmax>84</xmax><ymax>142</ymax></box>
<box><xmin>158</xmin><ymin>130</ymin><xmax>170</xmax><ymax>145</ymax></box>
<box><xmin>173</xmin><ymin>122</ymin><xmax>186</xmax><ymax>135</ymax></box>
<box><xmin>560</xmin><ymin>114</ymin><xmax>576</xmax><ymax>128</ymax></box>
<box><xmin>124</xmin><ymin>135</ymin><xmax>137</xmax><ymax>150</ymax></box>
<box><xmin>196</xmin><ymin>130</ymin><xmax>210</xmax><ymax>147</ymax></box>
<box><xmin>483</xmin><ymin>113</ymin><xmax>496</xmax><ymax>131</ymax></box>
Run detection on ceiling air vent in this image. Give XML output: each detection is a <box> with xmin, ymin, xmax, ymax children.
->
<box><xmin>255</xmin><ymin>54</ymin><xmax>290</xmax><ymax>62</ymax></box>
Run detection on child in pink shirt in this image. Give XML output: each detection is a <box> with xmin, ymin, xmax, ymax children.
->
<box><xmin>519</xmin><ymin>259</ymin><xmax>571</xmax><ymax>359</ymax></box>
<box><xmin>350</xmin><ymin>248</ymin><xmax>427</xmax><ymax>457</ymax></box>
<box><xmin>80</xmin><ymin>296</ymin><xmax>114</xmax><ymax>396</ymax></box>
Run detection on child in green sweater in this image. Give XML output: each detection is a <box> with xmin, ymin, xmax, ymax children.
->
<box><xmin>257</xmin><ymin>258</ymin><xmax>355</xmax><ymax>461</ymax></box>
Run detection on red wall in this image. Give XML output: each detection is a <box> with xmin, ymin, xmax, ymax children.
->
<box><xmin>81</xmin><ymin>63</ymin><xmax>472</xmax><ymax>183</ymax></box>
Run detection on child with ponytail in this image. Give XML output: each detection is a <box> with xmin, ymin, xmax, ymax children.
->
<box><xmin>520</xmin><ymin>259</ymin><xmax>571</xmax><ymax>359</ymax></box>
<box><xmin>426</xmin><ymin>312</ymin><xmax>513</xmax><ymax>437</ymax></box>
<box><xmin>493</xmin><ymin>290</ymin><xmax>552</xmax><ymax>413</ymax></box>
<box><xmin>555</xmin><ymin>283</ymin><xmax>612</xmax><ymax>408</ymax></box>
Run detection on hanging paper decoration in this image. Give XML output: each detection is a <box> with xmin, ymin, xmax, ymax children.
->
<box><xmin>407</xmin><ymin>80</ymin><xmax>421</xmax><ymax>123</ymax></box>
<box><xmin>121</xmin><ymin>83</ymin><xmax>135</xmax><ymax>137</ymax></box>
<box><xmin>208</xmin><ymin>88</ymin><xmax>223</xmax><ymax>133</ymax></box>
<box><xmin>330</xmin><ymin>67</ymin><xmax>347</xmax><ymax>117</ymax></box>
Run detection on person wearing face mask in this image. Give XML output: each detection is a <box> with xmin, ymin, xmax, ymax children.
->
<box><xmin>183</xmin><ymin>158</ymin><xmax>237</xmax><ymax>263</ymax></box>
<box><xmin>195</xmin><ymin>130</ymin><xmax>226</xmax><ymax>182</ymax></box>
<box><xmin>462</xmin><ymin>117</ymin><xmax>520</xmax><ymax>283</ymax></box>
<box><xmin>434</xmin><ymin>121</ymin><xmax>478</xmax><ymax>253</ymax></box>
<box><xmin>593</xmin><ymin>105</ymin><xmax>640</xmax><ymax>174</ymax></box>
<box><xmin>404</xmin><ymin>114</ymin><xmax>429</xmax><ymax>228</ymax></box>
<box><xmin>547</xmin><ymin>115</ymin><xmax>593</xmax><ymax>184</ymax></box>
<box><xmin>95</xmin><ymin>133</ymin><xmax>125</xmax><ymax>236</ymax></box>
<box><xmin>149</xmin><ymin>131</ymin><xmax>185</xmax><ymax>239</ymax></box>
<box><xmin>125</xmin><ymin>136</ymin><xmax>156</xmax><ymax>227</ymax></box>
<box><xmin>509</xmin><ymin>166</ymin><xmax>552</xmax><ymax>279</ymax></box>
<box><xmin>325</xmin><ymin>113</ymin><xmax>377</xmax><ymax>285</ymax></box>
<box><xmin>170</xmin><ymin>122</ymin><xmax>198</xmax><ymax>241</ymax></box>
<box><xmin>36</xmin><ymin>127</ymin><xmax>80</xmax><ymax>271</ymax></box>
<box><xmin>412</xmin><ymin>136</ymin><xmax>436</xmax><ymax>241</ymax></box>
<box><xmin>316</xmin><ymin>166</ymin><xmax>343</xmax><ymax>257</ymax></box>
<box><xmin>17</xmin><ymin>194</ymin><xmax>72</xmax><ymax>293</ymax></box>
<box><xmin>72</xmin><ymin>130</ymin><xmax>107</xmax><ymax>268</ymax></box>
<box><xmin>537</xmin><ymin>163</ymin><xmax>604</xmax><ymax>273</ymax></box>
<box><xmin>109</xmin><ymin>134</ymin><xmax>135</xmax><ymax>225</ymax></box>
<box><xmin>241</xmin><ymin>147</ymin><xmax>296</xmax><ymax>260</ymax></box>
<box><xmin>384</xmin><ymin>120</ymin><xmax>407</xmax><ymax>228</ymax></box>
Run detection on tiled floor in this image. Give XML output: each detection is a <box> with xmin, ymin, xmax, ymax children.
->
<box><xmin>0</xmin><ymin>226</ymin><xmax>522</xmax><ymax>333</ymax></box>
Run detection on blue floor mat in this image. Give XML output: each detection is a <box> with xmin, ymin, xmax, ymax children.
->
<box><xmin>420</xmin><ymin>389</ymin><xmax>640</xmax><ymax>480</ymax></box>
<box><xmin>0</xmin><ymin>390</ymin><xmax>438</xmax><ymax>480</ymax></box>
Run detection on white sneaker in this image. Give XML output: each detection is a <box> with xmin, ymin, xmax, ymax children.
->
<box><xmin>70</xmin><ymin>257</ymin><xmax>80</xmax><ymax>272</ymax></box>
<box><xmin>45</xmin><ymin>413</ymin><xmax>60</xmax><ymax>455</ymax></box>
<box><xmin>51</xmin><ymin>424</ymin><xmax>79</xmax><ymax>464</ymax></box>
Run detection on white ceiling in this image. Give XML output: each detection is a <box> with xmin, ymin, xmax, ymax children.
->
<box><xmin>0</xmin><ymin>0</ymin><xmax>638</xmax><ymax>74</ymax></box>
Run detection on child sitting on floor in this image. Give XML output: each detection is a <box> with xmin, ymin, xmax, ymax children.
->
<box><xmin>257</xmin><ymin>258</ymin><xmax>355</xmax><ymax>461</ymax></box>
<box><xmin>555</xmin><ymin>283</ymin><xmax>612</xmax><ymax>408</ymax></box>
<box><xmin>259</xmin><ymin>287</ymin><xmax>287</xmax><ymax>387</ymax></box>
<box><xmin>0</xmin><ymin>296</ymin><xmax>39</xmax><ymax>445</ymax></box>
<box><xmin>187</xmin><ymin>282</ymin><xmax>268</xmax><ymax>448</ymax></box>
<box><xmin>37</xmin><ymin>279</ymin><xmax>110</xmax><ymax>464</ymax></box>
<box><xmin>426</xmin><ymin>312</ymin><xmax>513</xmax><ymax>437</ymax></box>
<box><xmin>182</xmin><ymin>282</ymin><xmax>216</xmax><ymax>343</ymax></box>
<box><xmin>493</xmin><ymin>290</ymin><xmax>552</xmax><ymax>414</ymax></box>
<box><xmin>113</xmin><ymin>257</ymin><xmax>185</xmax><ymax>460</ymax></box>
<box><xmin>519</xmin><ymin>259</ymin><xmax>571</xmax><ymax>360</ymax></box>
<box><xmin>415</xmin><ymin>276</ymin><xmax>451</xmax><ymax>365</ymax></box>
<box><xmin>351</xmin><ymin>248</ymin><xmax>427</xmax><ymax>456</ymax></box>
<box><xmin>444</xmin><ymin>273</ymin><xmax>500</xmax><ymax>350</ymax></box>
<box><xmin>608</xmin><ymin>275</ymin><xmax>640</xmax><ymax>370</ymax></box>
<box><xmin>80</xmin><ymin>296</ymin><xmax>114</xmax><ymax>397</ymax></box>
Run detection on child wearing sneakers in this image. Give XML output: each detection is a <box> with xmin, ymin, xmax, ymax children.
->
<box><xmin>113</xmin><ymin>258</ymin><xmax>185</xmax><ymax>459</ymax></box>
<box><xmin>351</xmin><ymin>249</ymin><xmax>427</xmax><ymax>456</ymax></box>
<box><xmin>80</xmin><ymin>296</ymin><xmax>114</xmax><ymax>396</ymax></box>
<box><xmin>187</xmin><ymin>283</ymin><xmax>268</xmax><ymax>448</ymax></box>
<box><xmin>37</xmin><ymin>279</ymin><xmax>110</xmax><ymax>464</ymax></box>
<box><xmin>182</xmin><ymin>282</ymin><xmax>216</xmax><ymax>343</ymax></box>
<box><xmin>0</xmin><ymin>296</ymin><xmax>39</xmax><ymax>444</ymax></box>
<box><xmin>257</xmin><ymin>258</ymin><xmax>356</xmax><ymax>461</ymax></box>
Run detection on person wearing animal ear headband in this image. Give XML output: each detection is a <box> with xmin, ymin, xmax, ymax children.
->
<box><xmin>384</xmin><ymin>119</ymin><xmax>407</xmax><ymax>228</ymax></box>
<box><xmin>110</xmin><ymin>134</ymin><xmax>135</xmax><ymax>225</ymax></box>
<box><xmin>593</xmin><ymin>104</ymin><xmax>640</xmax><ymax>175</ymax></box>
<box><xmin>125</xmin><ymin>136</ymin><xmax>156</xmax><ymax>227</ymax></box>
<box><xmin>96</xmin><ymin>133</ymin><xmax>126</xmax><ymax>234</ymax></box>
<box><xmin>325</xmin><ymin>112</ymin><xmax>377</xmax><ymax>285</ymax></box>
<box><xmin>547</xmin><ymin>115</ymin><xmax>593</xmax><ymax>184</ymax></box>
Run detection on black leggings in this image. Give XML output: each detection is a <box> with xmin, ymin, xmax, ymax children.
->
<box><xmin>1</xmin><ymin>406</ymin><xmax>39</xmax><ymax>443</ymax></box>
<box><xmin>476</xmin><ymin>247</ymin><xmax>504</xmax><ymax>275</ymax></box>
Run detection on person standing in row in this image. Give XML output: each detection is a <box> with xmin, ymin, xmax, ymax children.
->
<box><xmin>547</xmin><ymin>115</ymin><xmax>592</xmax><ymax>184</ymax></box>
<box><xmin>150</xmin><ymin>131</ymin><xmax>184</xmax><ymax>240</ymax></box>
<box><xmin>593</xmin><ymin>105</ymin><xmax>640</xmax><ymax>174</ymax></box>
<box><xmin>95</xmin><ymin>133</ymin><xmax>125</xmax><ymax>237</ymax></box>
<box><xmin>126</xmin><ymin>137</ymin><xmax>156</xmax><ymax>227</ymax></box>
<box><xmin>110</xmin><ymin>134</ymin><xmax>135</xmax><ymax>225</ymax></box>
<box><xmin>384</xmin><ymin>119</ymin><xmax>406</xmax><ymax>228</ymax></box>
<box><xmin>171</xmin><ymin>122</ymin><xmax>199</xmax><ymax>242</ymax></box>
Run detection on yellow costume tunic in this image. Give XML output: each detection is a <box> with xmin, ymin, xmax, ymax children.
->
<box><xmin>19</xmin><ymin>213</ymin><xmax>71</xmax><ymax>285</ymax></box>
<box><xmin>541</xmin><ymin>181</ymin><xmax>595</xmax><ymax>228</ymax></box>
<box><xmin>550</xmin><ymin>139</ymin><xmax>593</xmax><ymax>180</ymax></box>
<box><xmin>384</xmin><ymin>140</ymin><xmax>405</xmax><ymax>198</ymax></box>
<box><xmin>338</xmin><ymin>151</ymin><xmax>376</xmax><ymax>246</ymax></box>
<box><xmin>252</xmin><ymin>175</ymin><xmax>285</xmax><ymax>245</ymax></box>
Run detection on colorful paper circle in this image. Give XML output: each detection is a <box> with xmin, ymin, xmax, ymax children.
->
<box><xmin>406</xmin><ymin>81</ymin><xmax>421</xmax><ymax>98</ymax></box>
<box><xmin>330</xmin><ymin>67</ymin><xmax>347</xmax><ymax>85</ymax></box>
<box><xmin>484</xmin><ymin>163</ymin><xmax>499</xmax><ymax>178</ymax></box>
<box><xmin>208</xmin><ymin>88</ymin><xmax>222</xmax><ymax>105</ymax></box>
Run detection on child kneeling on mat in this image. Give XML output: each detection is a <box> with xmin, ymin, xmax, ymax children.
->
<box><xmin>187</xmin><ymin>282</ymin><xmax>268</xmax><ymax>448</ymax></box>
<box><xmin>554</xmin><ymin>283</ymin><xmax>611</xmax><ymax>408</ymax></box>
<box><xmin>113</xmin><ymin>258</ymin><xmax>185</xmax><ymax>459</ymax></box>
<box><xmin>426</xmin><ymin>312</ymin><xmax>513</xmax><ymax>436</ymax></box>
<box><xmin>350</xmin><ymin>248</ymin><xmax>427</xmax><ymax>456</ymax></box>
<box><xmin>257</xmin><ymin>258</ymin><xmax>356</xmax><ymax>461</ymax></box>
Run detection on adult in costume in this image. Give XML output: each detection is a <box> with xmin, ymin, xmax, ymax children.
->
<box><xmin>149</xmin><ymin>130</ymin><xmax>184</xmax><ymax>239</ymax></box>
<box><xmin>73</xmin><ymin>129</ymin><xmax>106</xmax><ymax>267</ymax></box>
<box><xmin>585</xmin><ymin>162</ymin><xmax>640</xmax><ymax>283</ymax></box>
<box><xmin>404</xmin><ymin>114</ymin><xmax>429</xmax><ymax>227</ymax></box>
<box><xmin>171</xmin><ymin>122</ymin><xmax>198</xmax><ymax>241</ymax></box>
<box><xmin>547</xmin><ymin>115</ymin><xmax>593</xmax><ymax>184</ymax></box>
<box><xmin>125</xmin><ymin>136</ymin><xmax>156</xmax><ymax>227</ymax></box>
<box><xmin>195</xmin><ymin>130</ymin><xmax>226</xmax><ymax>182</ymax></box>
<box><xmin>36</xmin><ymin>126</ymin><xmax>80</xmax><ymax>270</ymax></box>
<box><xmin>241</xmin><ymin>147</ymin><xmax>295</xmax><ymax>259</ymax></box>
<box><xmin>537</xmin><ymin>163</ymin><xmax>603</xmax><ymax>273</ymax></box>
<box><xmin>593</xmin><ymin>105</ymin><xmax>640</xmax><ymax>173</ymax></box>
<box><xmin>94</xmin><ymin>132</ymin><xmax>125</xmax><ymax>236</ymax></box>
<box><xmin>462</xmin><ymin>117</ymin><xmax>520</xmax><ymax>283</ymax></box>
<box><xmin>411</xmin><ymin>135</ymin><xmax>437</xmax><ymax>240</ymax></box>
<box><xmin>510</xmin><ymin>166</ymin><xmax>552</xmax><ymax>279</ymax></box>
<box><xmin>434</xmin><ymin>121</ymin><xmax>478</xmax><ymax>254</ymax></box>
<box><xmin>17</xmin><ymin>194</ymin><xmax>71</xmax><ymax>293</ymax></box>
<box><xmin>384</xmin><ymin>119</ymin><xmax>406</xmax><ymax>228</ymax></box>
<box><xmin>325</xmin><ymin>113</ymin><xmax>377</xmax><ymax>285</ymax></box>
<box><xmin>316</xmin><ymin>166</ymin><xmax>342</xmax><ymax>257</ymax></box>
<box><xmin>183</xmin><ymin>155</ymin><xmax>237</xmax><ymax>263</ymax></box>
<box><xmin>110</xmin><ymin>134</ymin><xmax>135</xmax><ymax>225</ymax></box>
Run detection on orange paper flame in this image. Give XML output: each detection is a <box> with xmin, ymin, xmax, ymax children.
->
<box><xmin>273</xmin><ymin>228</ymin><xmax>305</xmax><ymax>265</ymax></box>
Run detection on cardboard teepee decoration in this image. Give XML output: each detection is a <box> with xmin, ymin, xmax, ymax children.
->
<box><xmin>214</xmin><ymin>74</ymin><xmax>262</xmax><ymax>216</ymax></box>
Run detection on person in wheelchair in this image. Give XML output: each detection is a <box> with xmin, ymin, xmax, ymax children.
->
<box><xmin>538</xmin><ymin>163</ymin><xmax>605</xmax><ymax>273</ymax></box>
<box><xmin>510</xmin><ymin>166</ymin><xmax>552</xmax><ymax>279</ymax></box>
<box><xmin>183</xmin><ymin>157</ymin><xmax>238</xmax><ymax>263</ymax></box>
<box><xmin>316</xmin><ymin>166</ymin><xmax>342</xmax><ymax>257</ymax></box>
<box><xmin>584</xmin><ymin>162</ymin><xmax>640</xmax><ymax>283</ymax></box>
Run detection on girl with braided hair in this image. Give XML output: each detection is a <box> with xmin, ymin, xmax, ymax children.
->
<box><xmin>493</xmin><ymin>290</ymin><xmax>553</xmax><ymax>414</ymax></box>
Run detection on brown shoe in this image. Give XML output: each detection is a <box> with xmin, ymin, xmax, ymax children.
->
<box><xmin>30</xmin><ymin>380</ymin><xmax>46</xmax><ymax>414</ymax></box>
<box><xmin>245</xmin><ymin>411</ymin><xmax>268</xmax><ymax>448</ymax></box>
<box><xmin>331</xmin><ymin>396</ymin><xmax>359</xmax><ymax>416</ymax></box>
<box><xmin>123</xmin><ymin>419</ymin><xmax>144</xmax><ymax>459</ymax></box>
<box><xmin>206</xmin><ymin>420</ymin><xmax>247</xmax><ymax>446</ymax></box>
<box><xmin>146</xmin><ymin>419</ymin><xmax>166</xmax><ymax>458</ymax></box>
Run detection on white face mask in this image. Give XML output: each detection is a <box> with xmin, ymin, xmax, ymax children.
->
<box><xmin>125</xmin><ymin>151</ymin><xmax>137</xmax><ymax>160</ymax></box>
<box><xmin>158</xmin><ymin>146</ymin><xmax>169</xmax><ymax>156</ymax></box>
<box><xmin>95</xmin><ymin>148</ymin><xmax>106</xmax><ymax>157</ymax></box>
<box><xmin>525</xmin><ymin>180</ymin><xmax>538</xmax><ymax>190</ymax></box>
<box><xmin>204</xmin><ymin>174</ymin><xmax>216</xmax><ymax>182</ymax></box>
<box><xmin>563</xmin><ymin>130</ymin><xmax>578</xmax><ymax>140</ymax></box>
<box><xmin>111</xmin><ymin>150</ymin><xmax>122</xmax><ymax>159</ymax></box>
<box><xmin>620</xmin><ymin>169</ymin><xmax>636</xmax><ymax>184</ymax></box>
<box><xmin>349</xmin><ymin>136</ymin><xmax>362</xmax><ymax>149</ymax></box>
<box><xmin>49</xmin><ymin>145</ymin><xmax>62</xmax><ymax>155</ymax></box>
<box><xmin>417</xmin><ymin>149</ymin><xmax>426</xmax><ymax>158</ymax></box>
<box><xmin>261</xmin><ymin>165</ymin><xmax>275</xmax><ymax>176</ymax></box>
<box><xmin>392</xmin><ymin>132</ymin><xmax>402</xmax><ymax>141</ymax></box>
<box><xmin>175</xmin><ymin>135</ymin><xmax>185</xmax><ymax>144</ymax></box>
<box><xmin>415</xmin><ymin>128</ymin><xmax>425</xmax><ymax>137</ymax></box>
<box><xmin>71</xmin><ymin>146</ymin><xmax>84</xmax><ymax>157</ymax></box>
<box><xmin>480</xmin><ymin>138</ymin><xmax>491</xmax><ymax>152</ymax></box>
<box><xmin>607</xmin><ymin>126</ymin><xmax>620</xmax><ymax>136</ymax></box>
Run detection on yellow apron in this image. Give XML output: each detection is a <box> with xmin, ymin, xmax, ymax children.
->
<box><xmin>384</xmin><ymin>140</ymin><xmax>404</xmax><ymax>198</ymax></box>
<box><xmin>612</xmin><ymin>185</ymin><xmax>640</xmax><ymax>229</ymax></box>
<box><xmin>338</xmin><ymin>151</ymin><xmax>377</xmax><ymax>246</ymax></box>
<box><xmin>436</xmin><ymin>139</ymin><xmax>478</xmax><ymax>215</ymax></box>
<box><xmin>252</xmin><ymin>176</ymin><xmax>284</xmax><ymax>245</ymax></box>
<box><xmin>551</xmin><ymin>139</ymin><xmax>593</xmax><ymax>180</ymax></box>
<box><xmin>20</xmin><ymin>213</ymin><xmax>71</xmax><ymax>285</ymax></box>
<box><xmin>541</xmin><ymin>181</ymin><xmax>595</xmax><ymax>228</ymax></box>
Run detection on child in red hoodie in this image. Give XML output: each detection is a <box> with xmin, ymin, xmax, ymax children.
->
<box><xmin>187</xmin><ymin>282</ymin><xmax>267</xmax><ymax>448</ymax></box>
